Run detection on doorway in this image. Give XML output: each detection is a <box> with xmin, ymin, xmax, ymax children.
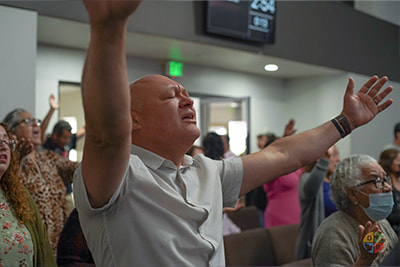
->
<box><xmin>58</xmin><ymin>82</ymin><xmax>84</xmax><ymax>162</ymax></box>
<box><xmin>195</xmin><ymin>95</ymin><xmax>250</xmax><ymax>156</ymax></box>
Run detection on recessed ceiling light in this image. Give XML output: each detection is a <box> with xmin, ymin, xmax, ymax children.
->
<box><xmin>264</xmin><ymin>64</ymin><xmax>279</xmax><ymax>72</ymax></box>
<box><xmin>230</xmin><ymin>102</ymin><xmax>239</xmax><ymax>108</ymax></box>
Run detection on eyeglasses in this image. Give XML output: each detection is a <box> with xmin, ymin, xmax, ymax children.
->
<box><xmin>355</xmin><ymin>176</ymin><xmax>392</xmax><ymax>189</ymax></box>
<box><xmin>18</xmin><ymin>118</ymin><xmax>42</xmax><ymax>127</ymax></box>
<box><xmin>0</xmin><ymin>139</ymin><xmax>16</xmax><ymax>151</ymax></box>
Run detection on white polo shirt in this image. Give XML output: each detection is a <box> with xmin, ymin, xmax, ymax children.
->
<box><xmin>73</xmin><ymin>145</ymin><xmax>243</xmax><ymax>267</ymax></box>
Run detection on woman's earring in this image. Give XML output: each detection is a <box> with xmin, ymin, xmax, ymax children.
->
<box><xmin>354</xmin><ymin>201</ymin><xmax>358</xmax><ymax>205</ymax></box>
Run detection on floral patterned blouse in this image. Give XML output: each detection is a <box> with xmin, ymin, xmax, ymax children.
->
<box><xmin>20</xmin><ymin>150</ymin><xmax>79</xmax><ymax>253</ymax></box>
<box><xmin>0</xmin><ymin>188</ymin><xmax>33</xmax><ymax>267</ymax></box>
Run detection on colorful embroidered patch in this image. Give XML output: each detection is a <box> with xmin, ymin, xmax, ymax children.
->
<box><xmin>362</xmin><ymin>231</ymin><xmax>385</xmax><ymax>253</ymax></box>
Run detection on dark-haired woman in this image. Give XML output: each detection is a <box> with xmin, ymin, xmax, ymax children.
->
<box><xmin>379</xmin><ymin>148</ymin><xmax>400</xmax><ymax>236</ymax></box>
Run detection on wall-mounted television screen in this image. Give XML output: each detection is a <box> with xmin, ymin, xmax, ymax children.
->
<box><xmin>206</xmin><ymin>0</ymin><xmax>276</xmax><ymax>44</ymax></box>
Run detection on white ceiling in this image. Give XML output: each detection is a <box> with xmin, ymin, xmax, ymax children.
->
<box><xmin>38</xmin><ymin>15</ymin><xmax>344</xmax><ymax>79</ymax></box>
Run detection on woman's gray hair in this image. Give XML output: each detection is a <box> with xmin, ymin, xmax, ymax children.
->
<box><xmin>3</xmin><ymin>108</ymin><xmax>27</xmax><ymax>133</ymax></box>
<box><xmin>329</xmin><ymin>154</ymin><xmax>377</xmax><ymax>212</ymax></box>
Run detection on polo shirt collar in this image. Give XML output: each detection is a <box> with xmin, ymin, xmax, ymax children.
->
<box><xmin>131</xmin><ymin>144</ymin><xmax>198</xmax><ymax>170</ymax></box>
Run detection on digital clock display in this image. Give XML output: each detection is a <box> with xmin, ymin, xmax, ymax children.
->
<box><xmin>206</xmin><ymin>0</ymin><xmax>276</xmax><ymax>44</ymax></box>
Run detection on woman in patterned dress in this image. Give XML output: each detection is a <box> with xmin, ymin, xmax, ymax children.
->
<box><xmin>0</xmin><ymin>122</ymin><xmax>55</xmax><ymax>266</ymax></box>
<box><xmin>3</xmin><ymin>109</ymin><xmax>79</xmax><ymax>253</ymax></box>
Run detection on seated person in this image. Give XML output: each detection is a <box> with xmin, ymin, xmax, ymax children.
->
<box><xmin>295</xmin><ymin>145</ymin><xmax>340</xmax><ymax>260</ymax></box>
<box><xmin>222</xmin><ymin>201</ymin><xmax>244</xmax><ymax>236</ymax></box>
<box><xmin>57</xmin><ymin>209</ymin><xmax>95</xmax><ymax>266</ymax></box>
<box><xmin>379</xmin><ymin>148</ymin><xmax>400</xmax><ymax>236</ymax></box>
<box><xmin>262</xmin><ymin>133</ymin><xmax>302</xmax><ymax>228</ymax></box>
<box><xmin>312</xmin><ymin>154</ymin><xmax>398</xmax><ymax>266</ymax></box>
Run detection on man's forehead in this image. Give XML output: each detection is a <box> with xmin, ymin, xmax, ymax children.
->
<box><xmin>136</xmin><ymin>74</ymin><xmax>173</xmax><ymax>84</ymax></box>
<box><xmin>61</xmin><ymin>129</ymin><xmax>72</xmax><ymax>136</ymax></box>
<box><xmin>132</xmin><ymin>75</ymin><xmax>185</xmax><ymax>92</ymax></box>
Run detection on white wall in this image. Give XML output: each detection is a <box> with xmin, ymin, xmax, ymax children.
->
<box><xmin>286</xmin><ymin>73</ymin><xmax>400</xmax><ymax>160</ymax></box>
<box><xmin>350</xmin><ymin>73</ymin><xmax>400</xmax><ymax>160</ymax></box>
<box><xmin>286</xmin><ymin>74</ymin><xmax>352</xmax><ymax>158</ymax></box>
<box><xmin>0</xmin><ymin>5</ymin><xmax>37</xmax><ymax>119</ymax></box>
<box><xmin>36</xmin><ymin>45</ymin><xmax>85</xmax><ymax>134</ymax></box>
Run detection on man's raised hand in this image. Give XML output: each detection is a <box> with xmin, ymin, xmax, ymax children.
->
<box><xmin>342</xmin><ymin>76</ymin><xmax>393</xmax><ymax>130</ymax></box>
<box><xmin>83</xmin><ymin>0</ymin><xmax>142</xmax><ymax>25</ymax></box>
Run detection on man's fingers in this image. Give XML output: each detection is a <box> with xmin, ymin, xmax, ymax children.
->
<box><xmin>345</xmin><ymin>77</ymin><xmax>355</xmax><ymax>96</ymax></box>
<box><xmin>367</xmin><ymin>76</ymin><xmax>389</xmax><ymax>97</ymax></box>
<box><xmin>358</xmin><ymin>75</ymin><xmax>379</xmax><ymax>94</ymax></box>
<box><xmin>372</xmin><ymin>85</ymin><xmax>393</xmax><ymax>113</ymax></box>
<box><xmin>374</xmin><ymin>85</ymin><xmax>393</xmax><ymax>103</ymax></box>
<box><xmin>377</xmin><ymin>99</ymin><xmax>394</xmax><ymax>113</ymax></box>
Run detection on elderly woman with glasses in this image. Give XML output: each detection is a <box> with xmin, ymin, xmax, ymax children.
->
<box><xmin>311</xmin><ymin>154</ymin><xmax>398</xmax><ymax>266</ymax></box>
<box><xmin>0</xmin><ymin>122</ymin><xmax>56</xmax><ymax>266</ymax></box>
<box><xmin>3</xmin><ymin>108</ymin><xmax>79</xmax><ymax>254</ymax></box>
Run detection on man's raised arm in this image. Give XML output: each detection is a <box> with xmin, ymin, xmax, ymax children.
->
<box><xmin>240</xmin><ymin>76</ymin><xmax>393</xmax><ymax>196</ymax></box>
<box><xmin>80</xmin><ymin>0</ymin><xmax>141</xmax><ymax>208</ymax></box>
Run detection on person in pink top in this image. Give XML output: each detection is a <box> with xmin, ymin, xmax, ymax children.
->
<box><xmin>262</xmin><ymin>127</ymin><xmax>302</xmax><ymax>228</ymax></box>
<box><xmin>263</xmin><ymin>168</ymin><xmax>303</xmax><ymax>227</ymax></box>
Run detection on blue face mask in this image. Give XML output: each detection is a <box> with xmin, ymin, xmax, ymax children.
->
<box><xmin>358</xmin><ymin>191</ymin><xmax>394</xmax><ymax>221</ymax></box>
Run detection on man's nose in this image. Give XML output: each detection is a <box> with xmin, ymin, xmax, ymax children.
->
<box><xmin>180</xmin><ymin>95</ymin><xmax>193</xmax><ymax>107</ymax></box>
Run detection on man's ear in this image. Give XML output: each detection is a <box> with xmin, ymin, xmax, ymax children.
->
<box><xmin>131</xmin><ymin>111</ymin><xmax>141</xmax><ymax>130</ymax></box>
